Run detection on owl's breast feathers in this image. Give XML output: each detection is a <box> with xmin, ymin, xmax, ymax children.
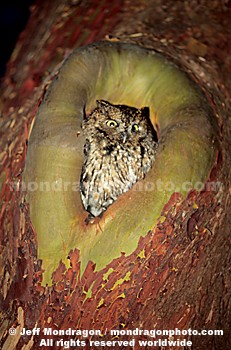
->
<box><xmin>80</xmin><ymin>136</ymin><xmax>157</xmax><ymax>217</ymax></box>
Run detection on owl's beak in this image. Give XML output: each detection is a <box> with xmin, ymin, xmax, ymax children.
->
<box><xmin>121</xmin><ymin>132</ymin><xmax>127</xmax><ymax>143</ymax></box>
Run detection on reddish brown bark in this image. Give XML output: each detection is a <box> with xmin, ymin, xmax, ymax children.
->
<box><xmin>0</xmin><ymin>1</ymin><xmax>230</xmax><ymax>349</ymax></box>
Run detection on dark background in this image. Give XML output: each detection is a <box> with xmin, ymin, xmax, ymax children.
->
<box><xmin>0</xmin><ymin>0</ymin><xmax>35</xmax><ymax>79</ymax></box>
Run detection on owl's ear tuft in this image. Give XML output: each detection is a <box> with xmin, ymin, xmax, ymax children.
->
<box><xmin>96</xmin><ymin>100</ymin><xmax>110</xmax><ymax>109</ymax></box>
<box><xmin>82</xmin><ymin>105</ymin><xmax>87</xmax><ymax>120</ymax></box>
<box><xmin>141</xmin><ymin>106</ymin><xmax>150</xmax><ymax>117</ymax></box>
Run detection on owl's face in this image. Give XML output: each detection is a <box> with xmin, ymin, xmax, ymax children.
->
<box><xmin>84</xmin><ymin>100</ymin><xmax>155</xmax><ymax>145</ymax></box>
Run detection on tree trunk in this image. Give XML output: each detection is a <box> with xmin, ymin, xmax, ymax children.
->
<box><xmin>0</xmin><ymin>1</ymin><xmax>230</xmax><ymax>349</ymax></box>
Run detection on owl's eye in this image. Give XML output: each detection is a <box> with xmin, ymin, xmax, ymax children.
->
<box><xmin>132</xmin><ymin>124</ymin><xmax>139</xmax><ymax>132</ymax></box>
<box><xmin>106</xmin><ymin>119</ymin><xmax>118</xmax><ymax>127</ymax></box>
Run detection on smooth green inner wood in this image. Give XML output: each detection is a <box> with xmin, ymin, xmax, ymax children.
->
<box><xmin>23</xmin><ymin>42</ymin><xmax>218</xmax><ymax>284</ymax></box>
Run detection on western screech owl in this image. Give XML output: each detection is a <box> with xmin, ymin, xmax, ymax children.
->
<box><xmin>80</xmin><ymin>100</ymin><xmax>158</xmax><ymax>218</ymax></box>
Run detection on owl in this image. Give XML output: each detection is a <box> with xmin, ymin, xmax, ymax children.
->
<box><xmin>80</xmin><ymin>100</ymin><xmax>158</xmax><ymax>218</ymax></box>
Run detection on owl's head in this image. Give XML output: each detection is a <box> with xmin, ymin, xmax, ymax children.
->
<box><xmin>84</xmin><ymin>100</ymin><xmax>157</xmax><ymax>145</ymax></box>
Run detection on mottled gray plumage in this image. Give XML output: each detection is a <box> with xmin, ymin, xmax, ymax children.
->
<box><xmin>80</xmin><ymin>100</ymin><xmax>158</xmax><ymax>217</ymax></box>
